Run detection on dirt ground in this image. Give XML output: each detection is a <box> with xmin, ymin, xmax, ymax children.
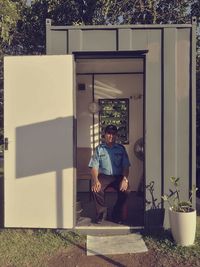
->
<box><xmin>46</xmin><ymin>243</ymin><xmax>199</xmax><ymax>267</ymax></box>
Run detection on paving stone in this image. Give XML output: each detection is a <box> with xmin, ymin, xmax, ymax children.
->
<box><xmin>87</xmin><ymin>233</ymin><xmax>148</xmax><ymax>256</ymax></box>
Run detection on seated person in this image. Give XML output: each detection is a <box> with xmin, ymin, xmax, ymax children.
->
<box><xmin>88</xmin><ymin>124</ymin><xmax>130</xmax><ymax>224</ymax></box>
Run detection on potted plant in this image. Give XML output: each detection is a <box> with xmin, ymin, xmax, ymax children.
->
<box><xmin>162</xmin><ymin>176</ymin><xmax>198</xmax><ymax>246</ymax></box>
<box><xmin>145</xmin><ymin>181</ymin><xmax>165</xmax><ymax>228</ymax></box>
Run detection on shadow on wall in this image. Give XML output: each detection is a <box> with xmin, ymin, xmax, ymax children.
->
<box><xmin>14</xmin><ymin>117</ymin><xmax>74</xmax><ymax>228</ymax></box>
<box><xmin>16</xmin><ymin>117</ymin><xmax>74</xmax><ymax>178</ymax></box>
<box><xmin>145</xmin><ymin>181</ymin><xmax>165</xmax><ymax>229</ymax></box>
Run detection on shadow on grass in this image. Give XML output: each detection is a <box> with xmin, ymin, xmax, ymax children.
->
<box><xmin>141</xmin><ymin>223</ymin><xmax>200</xmax><ymax>267</ymax></box>
<box><xmin>141</xmin><ymin>228</ymin><xmax>173</xmax><ymax>243</ymax></box>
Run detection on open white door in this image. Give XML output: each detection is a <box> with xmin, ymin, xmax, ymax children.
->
<box><xmin>4</xmin><ymin>55</ymin><xmax>75</xmax><ymax>228</ymax></box>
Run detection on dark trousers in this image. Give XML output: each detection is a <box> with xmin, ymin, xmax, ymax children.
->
<box><xmin>93</xmin><ymin>174</ymin><xmax>129</xmax><ymax>221</ymax></box>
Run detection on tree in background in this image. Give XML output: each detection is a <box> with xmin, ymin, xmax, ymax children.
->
<box><xmin>10</xmin><ymin>0</ymin><xmax>196</xmax><ymax>55</ymax></box>
<box><xmin>12</xmin><ymin>0</ymin><xmax>84</xmax><ymax>54</ymax></box>
<box><xmin>0</xmin><ymin>0</ymin><xmax>26</xmax><ymax>147</ymax></box>
<box><xmin>98</xmin><ymin>0</ymin><xmax>192</xmax><ymax>24</ymax></box>
<box><xmin>0</xmin><ymin>0</ymin><xmax>19</xmax><ymax>47</ymax></box>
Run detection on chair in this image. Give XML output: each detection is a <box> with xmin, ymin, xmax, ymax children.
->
<box><xmin>77</xmin><ymin>147</ymin><xmax>92</xmax><ymax>198</ymax></box>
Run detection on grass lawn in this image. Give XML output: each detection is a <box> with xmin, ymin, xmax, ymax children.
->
<box><xmin>0</xmin><ymin>229</ymin><xmax>84</xmax><ymax>267</ymax></box>
<box><xmin>143</xmin><ymin>214</ymin><xmax>200</xmax><ymax>266</ymax></box>
<box><xmin>0</xmin><ymin>216</ymin><xmax>199</xmax><ymax>266</ymax></box>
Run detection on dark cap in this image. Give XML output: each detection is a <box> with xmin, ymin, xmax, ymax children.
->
<box><xmin>105</xmin><ymin>124</ymin><xmax>118</xmax><ymax>134</ymax></box>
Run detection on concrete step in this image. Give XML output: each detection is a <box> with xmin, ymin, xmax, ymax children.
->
<box><xmin>76</xmin><ymin>219</ymin><xmax>144</xmax><ymax>235</ymax></box>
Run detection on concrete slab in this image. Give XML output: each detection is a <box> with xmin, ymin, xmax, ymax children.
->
<box><xmin>76</xmin><ymin>216</ymin><xmax>92</xmax><ymax>226</ymax></box>
<box><xmin>78</xmin><ymin>227</ymin><xmax>131</xmax><ymax>236</ymax></box>
<box><xmin>87</xmin><ymin>233</ymin><xmax>148</xmax><ymax>256</ymax></box>
<box><xmin>76</xmin><ymin>219</ymin><xmax>144</xmax><ymax>235</ymax></box>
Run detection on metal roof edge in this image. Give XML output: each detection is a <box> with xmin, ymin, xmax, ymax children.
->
<box><xmin>48</xmin><ymin>23</ymin><xmax>193</xmax><ymax>31</ymax></box>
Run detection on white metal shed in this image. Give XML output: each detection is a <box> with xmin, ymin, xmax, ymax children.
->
<box><xmin>3</xmin><ymin>18</ymin><xmax>197</xmax><ymax>229</ymax></box>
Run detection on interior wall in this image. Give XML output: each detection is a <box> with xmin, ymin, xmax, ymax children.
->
<box><xmin>76</xmin><ymin>75</ymin><xmax>93</xmax><ymax>148</ymax></box>
<box><xmin>94</xmin><ymin>74</ymin><xmax>143</xmax><ymax>191</ymax></box>
<box><xmin>76</xmin><ymin>58</ymin><xmax>144</xmax><ymax>191</ymax></box>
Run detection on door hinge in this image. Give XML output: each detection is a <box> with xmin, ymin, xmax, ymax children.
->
<box><xmin>4</xmin><ymin>138</ymin><xmax>9</xmax><ymax>150</ymax></box>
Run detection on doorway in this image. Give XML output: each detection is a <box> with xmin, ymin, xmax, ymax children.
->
<box><xmin>75</xmin><ymin>56</ymin><xmax>145</xmax><ymax>227</ymax></box>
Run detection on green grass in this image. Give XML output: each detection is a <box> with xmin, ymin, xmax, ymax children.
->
<box><xmin>0</xmin><ymin>215</ymin><xmax>199</xmax><ymax>266</ymax></box>
<box><xmin>0</xmin><ymin>229</ymin><xmax>85</xmax><ymax>267</ymax></box>
<box><xmin>143</xmin><ymin>215</ymin><xmax>200</xmax><ymax>266</ymax></box>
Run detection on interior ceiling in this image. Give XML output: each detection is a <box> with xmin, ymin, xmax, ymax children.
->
<box><xmin>76</xmin><ymin>58</ymin><xmax>144</xmax><ymax>74</ymax></box>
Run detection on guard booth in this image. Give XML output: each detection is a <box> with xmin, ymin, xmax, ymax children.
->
<box><xmin>3</xmin><ymin>18</ymin><xmax>196</xmax><ymax>229</ymax></box>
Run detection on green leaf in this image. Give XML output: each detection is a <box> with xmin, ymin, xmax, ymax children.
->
<box><xmin>161</xmin><ymin>195</ymin><xmax>168</xmax><ymax>201</ymax></box>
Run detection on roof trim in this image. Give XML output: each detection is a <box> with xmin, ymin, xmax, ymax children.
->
<box><xmin>73</xmin><ymin>50</ymin><xmax>148</xmax><ymax>59</ymax></box>
<box><xmin>46</xmin><ymin>21</ymin><xmax>193</xmax><ymax>30</ymax></box>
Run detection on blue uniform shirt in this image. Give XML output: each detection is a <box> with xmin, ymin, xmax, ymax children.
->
<box><xmin>88</xmin><ymin>143</ymin><xmax>131</xmax><ymax>175</ymax></box>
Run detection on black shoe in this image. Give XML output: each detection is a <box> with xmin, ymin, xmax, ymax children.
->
<box><xmin>95</xmin><ymin>208</ymin><xmax>107</xmax><ymax>224</ymax></box>
<box><xmin>112</xmin><ymin>218</ymin><xmax>123</xmax><ymax>224</ymax></box>
<box><xmin>111</xmin><ymin>212</ymin><xmax>123</xmax><ymax>224</ymax></box>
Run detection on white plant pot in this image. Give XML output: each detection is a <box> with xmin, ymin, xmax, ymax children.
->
<box><xmin>169</xmin><ymin>207</ymin><xmax>196</xmax><ymax>246</ymax></box>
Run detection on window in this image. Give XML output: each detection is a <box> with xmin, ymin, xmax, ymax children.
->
<box><xmin>99</xmin><ymin>98</ymin><xmax>129</xmax><ymax>144</ymax></box>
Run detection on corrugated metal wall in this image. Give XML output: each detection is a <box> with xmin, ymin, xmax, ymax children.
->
<box><xmin>46</xmin><ymin>20</ymin><xmax>196</xmax><ymax>227</ymax></box>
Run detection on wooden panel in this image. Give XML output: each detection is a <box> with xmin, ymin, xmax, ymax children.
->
<box><xmin>77</xmin><ymin>147</ymin><xmax>92</xmax><ymax>178</ymax></box>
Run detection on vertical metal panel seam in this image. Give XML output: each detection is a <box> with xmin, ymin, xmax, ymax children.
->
<box><xmin>175</xmin><ymin>29</ymin><xmax>178</xmax><ymax>177</ymax></box>
<box><xmin>189</xmin><ymin>27</ymin><xmax>192</xmax><ymax>196</ymax></box>
<box><xmin>116</xmin><ymin>29</ymin><xmax>119</xmax><ymax>51</ymax></box>
<box><xmin>80</xmin><ymin>30</ymin><xmax>83</xmax><ymax>51</ymax></box>
<box><xmin>66</xmin><ymin>30</ymin><xmax>69</xmax><ymax>54</ymax></box>
<box><xmin>73</xmin><ymin>57</ymin><xmax>77</xmax><ymax>227</ymax></box>
<box><xmin>143</xmin><ymin>55</ymin><xmax>147</xmax><ymax>225</ymax></box>
<box><xmin>190</xmin><ymin>18</ymin><xmax>197</xmax><ymax>202</ymax></box>
<box><xmin>45</xmin><ymin>19</ymin><xmax>51</xmax><ymax>55</ymax></box>
<box><xmin>92</xmin><ymin>74</ymin><xmax>95</xmax><ymax>151</ymax></box>
<box><xmin>2</xmin><ymin>58</ymin><xmax>5</xmax><ymax>227</ymax></box>
<box><xmin>161</xmin><ymin>28</ymin><xmax>164</xmax><ymax>208</ymax></box>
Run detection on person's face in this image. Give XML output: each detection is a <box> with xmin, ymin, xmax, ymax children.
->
<box><xmin>105</xmin><ymin>131</ymin><xmax>117</xmax><ymax>145</ymax></box>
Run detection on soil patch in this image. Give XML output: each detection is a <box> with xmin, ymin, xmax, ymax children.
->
<box><xmin>46</xmin><ymin>243</ymin><xmax>195</xmax><ymax>267</ymax></box>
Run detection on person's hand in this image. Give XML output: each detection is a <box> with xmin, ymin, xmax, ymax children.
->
<box><xmin>92</xmin><ymin>179</ymin><xmax>101</xmax><ymax>192</ymax></box>
<box><xmin>120</xmin><ymin>178</ymin><xmax>129</xmax><ymax>192</ymax></box>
